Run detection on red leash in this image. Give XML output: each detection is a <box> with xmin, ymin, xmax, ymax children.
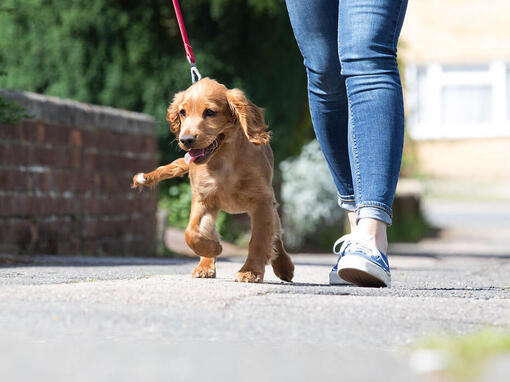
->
<box><xmin>171</xmin><ymin>0</ymin><xmax>202</xmax><ymax>83</ymax></box>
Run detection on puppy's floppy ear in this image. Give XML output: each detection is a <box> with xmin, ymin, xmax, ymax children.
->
<box><xmin>166</xmin><ymin>91</ymin><xmax>185</xmax><ymax>137</ymax></box>
<box><xmin>227</xmin><ymin>88</ymin><xmax>271</xmax><ymax>145</ymax></box>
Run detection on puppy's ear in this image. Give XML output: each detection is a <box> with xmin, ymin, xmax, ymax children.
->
<box><xmin>166</xmin><ymin>91</ymin><xmax>186</xmax><ymax>137</ymax></box>
<box><xmin>227</xmin><ymin>88</ymin><xmax>270</xmax><ymax>145</ymax></box>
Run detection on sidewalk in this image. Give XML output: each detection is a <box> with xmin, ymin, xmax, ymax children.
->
<box><xmin>391</xmin><ymin>178</ymin><xmax>510</xmax><ymax>257</ymax></box>
<box><xmin>1</xmin><ymin>249</ymin><xmax>509</xmax><ymax>381</ymax></box>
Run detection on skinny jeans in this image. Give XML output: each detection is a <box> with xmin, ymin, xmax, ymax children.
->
<box><xmin>286</xmin><ymin>0</ymin><xmax>408</xmax><ymax>225</ymax></box>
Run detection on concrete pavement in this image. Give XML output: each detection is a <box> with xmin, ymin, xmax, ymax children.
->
<box><xmin>1</xmin><ymin>251</ymin><xmax>509</xmax><ymax>381</ymax></box>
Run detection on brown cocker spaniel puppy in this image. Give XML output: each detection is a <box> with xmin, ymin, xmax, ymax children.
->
<box><xmin>132</xmin><ymin>78</ymin><xmax>294</xmax><ymax>283</ymax></box>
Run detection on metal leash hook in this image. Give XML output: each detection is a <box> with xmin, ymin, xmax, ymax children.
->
<box><xmin>190</xmin><ymin>63</ymin><xmax>202</xmax><ymax>84</ymax></box>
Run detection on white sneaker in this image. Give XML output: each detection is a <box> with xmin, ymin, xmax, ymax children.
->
<box><xmin>328</xmin><ymin>236</ymin><xmax>352</xmax><ymax>285</ymax></box>
<box><xmin>333</xmin><ymin>234</ymin><xmax>391</xmax><ymax>288</ymax></box>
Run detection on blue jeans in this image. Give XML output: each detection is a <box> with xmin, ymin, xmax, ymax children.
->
<box><xmin>286</xmin><ymin>0</ymin><xmax>408</xmax><ymax>225</ymax></box>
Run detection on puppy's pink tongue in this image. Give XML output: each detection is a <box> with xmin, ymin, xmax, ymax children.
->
<box><xmin>184</xmin><ymin>149</ymin><xmax>205</xmax><ymax>165</ymax></box>
<box><xmin>184</xmin><ymin>152</ymin><xmax>195</xmax><ymax>165</ymax></box>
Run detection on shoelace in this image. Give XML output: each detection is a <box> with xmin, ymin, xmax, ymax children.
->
<box><xmin>333</xmin><ymin>234</ymin><xmax>383</xmax><ymax>261</ymax></box>
<box><xmin>333</xmin><ymin>234</ymin><xmax>353</xmax><ymax>255</ymax></box>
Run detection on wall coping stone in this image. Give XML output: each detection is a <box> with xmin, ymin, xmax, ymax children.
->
<box><xmin>1</xmin><ymin>89</ymin><xmax>156</xmax><ymax>136</ymax></box>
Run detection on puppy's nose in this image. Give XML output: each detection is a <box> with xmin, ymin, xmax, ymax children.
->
<box><xmin>180</xmin><ymin>134</ymin><xmax>196</xmax><ymax>148</ymax></box>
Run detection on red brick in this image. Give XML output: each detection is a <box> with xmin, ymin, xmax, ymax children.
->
<box><xmin>101</xmin><ymin>239</ymin><xmax>125</xmax><ymax>255</ymax></box>
<box><xmin>108</xmin><ymin>154</ymin><xmax>124</xmax><ymax>173</ymax></box>
<box><xmin>55</xmin><ymin>172</ymin><xmax>70</xmax><ymax>193</ymax></box>
<box><xmin>55</xmin><ymin>147</ymin><xmax>72</xmax><ymax>169</ymax></box>
<box><xmin>70</xmin><ymin>148</ymin><xmax>82</xmax><ymax>168</ymax></box>
<box><xmin>81</xmin><ymin>130</ymin><xmax>96</xmax><ymax>147</ymax></box>
<box><xmin>0</xmin><ymin>141</ymin><xmax>8</xmax><ymax>163</ymax></box>
<box><xmin>20</xmin><ymin>121</ymin><xmax>40</xmax><ymax>142</ymax></box>
<box><xmin>0</xmin><ymin>195</ymin><xmax>14</xmax><ymax>216</ymax></box>
<box><xmin>44</xmin><ymin>124</ymin><xmax>70</xmax><ymax>146</ymax></box>
<box><xmin>29</xmin><ymin>196</ymin><xmax>49</xmax><ymax>216</ymax></box>
<box><xmin>68</xmin><ymin>129</ymin><xmax>82</xmax><ymax>148</ymax></box>
<box><xmin>0</xmin><ymin>124</ymin><xmax>19</xmax><ymax>139</ymax></box>
<box><xmin>83</xmin><ymin>152</ymin><xmax>97</xmax><ymax>171</ymax></box>
<box><xmin>0</xmin><ymin>168</ymin><xmax>32</xmax><ymax>191</ymax></box>
<box><xmin>81</xmin><ymin>239</ymin><xmax>101</xmax><ymax>254</ymax></box>
<box><xmin>33</xmin><ymin>146</ymin><xmax>55</xmax><ymax>166</ymax></box>
<box><xmin>118</xmin><ymin>135</ymin><xmax>130</xmax><ymax>153</ymax></box>
<box><xmin>35</xmin><ymin>172</ymin><xmax>52</xmax><ymax>193</ymax></box>
<box><xmin>36</xmin><ymin>222</ymin><xmax>60</xmax><ymax>253</ymax></box>
<box><xmin>122</xmin><ymin>134</ymin><xmax>142</xmax><ymax>153</ymax></box>
<box><xmin>145</xmin><ymin>136</ymin><xmax>157</xmax><ymax>153</ymax></box>
<box><xmin>101</xmin><ymin>131</ymin><xmax>118</xmax><ymax>151</ymax></box>
<box><xmin>36</xmin><ymin>123</ymin><xmax>45</xmax><ymax>142</ymax></box>
<box><xmin>0</xmin><ymin>219</ymin><xmax>34</xmax><ymax>247</ymax></box>
<box><xmin>7</xmin><ymin>143</ymin><xmax>34</xmax><ymax>166</ymax></box>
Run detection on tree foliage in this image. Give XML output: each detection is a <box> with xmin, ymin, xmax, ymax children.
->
<box><xmin>0</xmin><ymin>94</ymin><xmax>29</xmax><ymax>124</ymax></box>
<box><xmin>0</xmin><ymin>0</ymin><xmax>310</xmax><ymax>165</ymax></box>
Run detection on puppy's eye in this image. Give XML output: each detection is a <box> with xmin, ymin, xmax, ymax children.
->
<box><xmin>203</xmin><ymin>109</ymin><xmax>216</xmax><ymax>118</ymax></box>
<box><xmin>180</xmin><ymin>109</ymin><xmax>186</xmax><ymax>117</ymax></box>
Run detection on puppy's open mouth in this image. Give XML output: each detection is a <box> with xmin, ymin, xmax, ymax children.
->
<box><xmin>184</xmin><ymin>134</ymin><xmax>224</xmax><ymax>165</ymax></box>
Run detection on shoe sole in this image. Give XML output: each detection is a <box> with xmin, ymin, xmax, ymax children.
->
<box><xmin>329</xmin><ymin>269</ymin><xmax>351</xmax><ymax>285</ymax></box>
<box><xmin>337</xmin><ymin>255</ymin><xmax>391</xmax><ymax>288</ymax></box>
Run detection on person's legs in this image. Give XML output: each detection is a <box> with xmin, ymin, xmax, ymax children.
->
<box><xmin>286</xmin><ymin>0</ymin><xmax>357</xmax><ymax>285</ymax></box>
<box><xmin>285</xmin><ymin>0</ymin><xmax>356</xmax><ymax>216</ymax></box>
<box><xmin>338</xmin><ymin>0</ymin><xmax>408</xmax><ymax>245</ymax></box>
<box><xmin>286</xmin><ymin>0</ymin><xmax>408</xmax><ymax>287</ymax></box>
<box><xmin>330</xmin><ymin>0</ymin><xmax>407</xmax><ymax>287</ymax></box>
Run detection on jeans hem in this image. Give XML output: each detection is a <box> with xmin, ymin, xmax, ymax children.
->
<box><xmin>355</xmin><ymin>203</ymin><xmax>393</xmax><ymax>226</ymax></box>
<box><xmin>337</xmin><ymin>193</ymin><xmax>356</xmax><ymax>212</ymax></box>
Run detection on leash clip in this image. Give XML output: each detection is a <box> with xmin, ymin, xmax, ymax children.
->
<box><xmin>190</xmin><ymin>64</ymin><xmax>202</xmax><ymax>84</ymax></box>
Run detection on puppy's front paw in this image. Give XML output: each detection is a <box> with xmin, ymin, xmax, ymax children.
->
<box><xmin>131</xmin><ymin>173</ymin><xmax>146</xmax><ymax>190</ymax></box>
<box><xmin>192</xmin><ymin>265</ymin><xmax>216</xmax><ymax>278</ymax></box>
<box><xmin>234</xmin><ymin>271</ymin><xmax>263</xmax><ymax>283</ymax></box>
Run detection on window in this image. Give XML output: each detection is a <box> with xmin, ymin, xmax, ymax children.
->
<box><xmin>415</xmin><ymin>67</ymin><xmax>427</xmax><ymax>124</ymax></box>
<box><xmin>406</xmin><ymin>62</ymin><xmax>510</xmax><ymax>139</ymax></box>
<box><xmin>441</xmin><ymin>85</ymin><xmax>492</xmax><ymax>125</ymax></box>
<box><xmin>507</xmin><ymin>65</ymin><xmax>510</xmax><ymax>121</ymax></box>
<box><xmin>442</xmin><ymin>64</ymin><xmax>489</xmax><ymax>73</ymax></box>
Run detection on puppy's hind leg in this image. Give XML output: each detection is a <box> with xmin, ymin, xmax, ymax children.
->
<box><xmin>235</xmin><ymin>202</ymin><xmax>274</xmax><ymax>283</ymax></box>
<box><xmin>270</xmin><ymin>210</ymin><xmax>294</xmax><ymax>282</ymax></box>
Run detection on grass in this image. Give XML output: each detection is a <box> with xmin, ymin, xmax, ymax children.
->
<box><xmin>413</xmin><ymin>330</ymin><xmax>510</xmax><ymax>381</ymax></box>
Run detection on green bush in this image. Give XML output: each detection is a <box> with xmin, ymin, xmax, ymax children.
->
<box><xmin>0</xmin><ymin>95</ymin><xmax>29</xmax><ymax>124</ymax></box>
<box><xmin>159</xmin><ymin>183</ymin><xmax>192</xmax><ymax>230</ymax></box>
<box><xmin>387</xmin><ymin>213</ymin><xmax>432</xmax><ymax>243</ymax></box>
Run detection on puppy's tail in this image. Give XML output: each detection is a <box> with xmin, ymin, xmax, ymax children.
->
<box><xmin>132</xmin><ymin>158</ymin><xmax>189</xmax><ymax>190</ymax></box>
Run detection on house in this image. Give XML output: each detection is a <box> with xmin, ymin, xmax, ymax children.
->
<box><xmin>400</xmin><ymin>0</ymin><xmax>510</xmax><ymax>179</ymax></box>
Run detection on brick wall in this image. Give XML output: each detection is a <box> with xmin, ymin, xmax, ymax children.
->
<box><xmin>0</xmin><ymin>90</ymin><xmax>158</xmax><ymax>256</ymax></box>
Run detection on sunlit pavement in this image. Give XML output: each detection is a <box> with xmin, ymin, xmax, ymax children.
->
<box><xmin>1</xmin><ymin>249</ymin><xmax>509</xmax><ymax>381</ymax></box>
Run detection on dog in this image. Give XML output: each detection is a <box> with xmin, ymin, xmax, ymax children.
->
<box><xmin>132</xmin><ymin>78</ymin><xmax>294</xmax><ymax>283</ymax></box>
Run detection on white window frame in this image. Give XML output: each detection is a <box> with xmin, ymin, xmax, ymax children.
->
<box><xmin>405</xmin><ymin>61</ymin><xmax>510</xmax><ymax>140</ymax></box>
